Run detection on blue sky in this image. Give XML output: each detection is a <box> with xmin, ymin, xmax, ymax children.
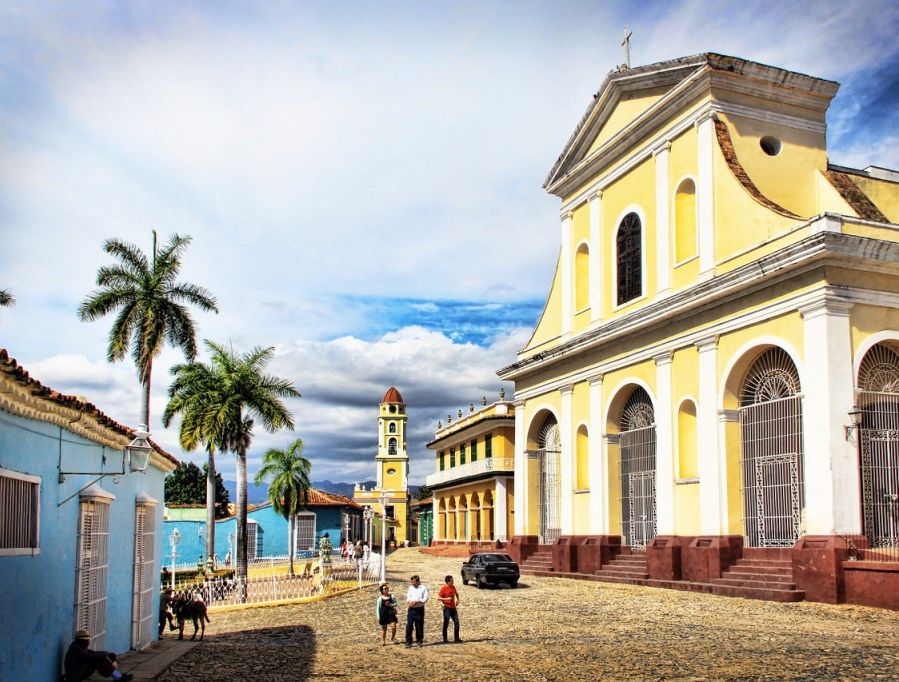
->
<box><xmin>2</xmin><ymin>1</ymin><xmax>898</xmax><ymax>484</ymax></box>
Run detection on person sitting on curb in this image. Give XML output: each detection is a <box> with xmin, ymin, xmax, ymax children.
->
<box><xmin>63</xmin><ymin>630</ymin><xmax>132</xmax><ymax>682</ymax></box>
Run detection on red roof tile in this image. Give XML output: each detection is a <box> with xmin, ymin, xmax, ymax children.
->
<box><xmin>382</xmin><ymin>386</ymin><xmax>404</xmax><ymax>404</ymax></box>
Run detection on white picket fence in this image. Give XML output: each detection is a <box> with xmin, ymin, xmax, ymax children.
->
<box><xmin>172</xmin><ymin>555</ymin><xmax>383</xmax><ymax>608</ymax></box>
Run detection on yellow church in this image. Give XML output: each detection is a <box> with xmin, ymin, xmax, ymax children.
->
<box><xmin>353</xmin><ymin>387</ymin><xmax>411</xmax><ymax>545</ymax></box>
<box><xmin>498</xmin><ymin>53</ymin><xmax>899</xmax><ymax>608</ymax></box>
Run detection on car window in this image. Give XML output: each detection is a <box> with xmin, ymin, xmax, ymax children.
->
<box><xmin>480</xmin><ymin>553</ymin><xmax>512</xmax><ymax>562</ymax></box>
<box><xmin>468</xmin><ymin>555</ymin><xmax>479</xmax><ymax>564</ymax></box>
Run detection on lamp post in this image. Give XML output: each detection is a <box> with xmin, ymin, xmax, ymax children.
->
<box><xmin>379</xmin><ymin>492</ymin><xmax>389</xmax><ymax>583</ymax></box>
<box><xmin>127</xmin><ymin>425</ymin><xmax>153</xmax><ymax>472</ymax></box>
<box><xmin>362</xmin><ymin>506</ymin><xmax>373</xmax><ymax>545</ymax></box>
<box><xmin>228</xmin><ymin>532</ymin><xmax>235</xmax><ymax>567</ymax></box>
<box><xmin>169</xmin><ymin>528</ymin><xmax>181</xmax><ymax>590</ymax></box>
<box><xmin>343</xmin><ymin>512</ymin><xmax>350</xmax><ymax>545</ymax></box>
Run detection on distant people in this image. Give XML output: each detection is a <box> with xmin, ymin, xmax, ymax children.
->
<box><xmin>404</xmin><ymin>574</ymin><xmax>429</xmax><ymax>647</ymax></box>
<box><xmin>353</xmin><ymin>541</ymin><xmax>364</xmax><ymax>563</ymax></box>
<box><xmin>158</xmin><ymin>588</ymin><xmax>176</xmax><ymax>636</ymax></box>
<box><xmin>438</xmin><ymin>575</ymin><xmax>462</xmax><ymax>643</ymax></box>
<box><xmin>161</xmin><ymin>566</ymin><xmax>171</xmax><ymax>586</ymax></box>
<box><xmin>64</xmin><ymin>630</ymin><xmax>132</xmax><ymax>682</ymax></box>
<box><xmin>375</xmin><ymin>583</ymin><xmax>399</xmax><ymax>645</ymax></box>
<box><xmin>224</xmin><ymin>551</ymin><xmax>232</xmax><ymax>567</ymax></box>
<box><xmin>362</xmin><ymin>541</ymin><xmax>371</xmax><ymax>565</ymax></box>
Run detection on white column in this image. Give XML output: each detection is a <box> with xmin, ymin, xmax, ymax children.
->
<box><xmin>513</xmin><ymin>401</ymin><xmax>527</xmax><ymax>535</ymax></box>
<box><xmin>654</xmin><ymin>142</ymin><xmax>672</xmax><ymax>295</ymax></box>
<box><xmin>432</xmin><ymin>498</ymin><xmax>440</xmax><ymax>542</ymax></box>
<box><xmin>799</xmin><ymin>297</ymin><xmax>859</xmax><ymax>534</ymax></box>
<box><xmin>495</xmin><ymin>477</ymin><xmax>509</xmax><ymax>542</ymax></box>
<box><xmin>696</xmin><ymin>335</ymin><xmax>722</xmax><ymax>534</ymax></box>
<box><xmin>654</xmin><ymin>352</ymin><xmax>675</xmax><ymax>535</ymax></box>
<box><xmin>588</xmin><ymin>192</ymin><xmax>603</xmax><ymax>323</ymax></box>
<box><xmin>588</xmin><ymin>375</ymin><xmax>604</xmax><ymax>533</ymax></box>
<box><xmin>717</xmin><ymin>408</ymin><xmax>739</xmax><ymax>534</ymax></box>
<box><xmin>559</xmin><ymin>384</ymin><xmax>575</xmax><ymax>535</ymax></box>
<box><xmin>695</xmin><ymin>111</ymin><xmax>716</xmax><ymax>278</ymax></box>
<box><xmin>601</xmin><ymin>434</ymin><xmax>617</xmax><ymax>534</ymax></box>
<box><xmin>560</xmin><ymin>210</ymin><xmax>574</xmax><ymax>336</ymax></box>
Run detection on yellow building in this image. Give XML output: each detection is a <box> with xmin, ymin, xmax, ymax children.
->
<box><xmin>498</xmin><ymin>53</ymin><xmax>899</xmax><ymax>606</ymax></box>
<box><xmin>353</xmin><ymin>387</ymin><xmax>411</xmax><ymax>544</ymax></box>
<box><xmin>426</xmin><ymin>394</ymin><xmax>515</xmax><ymax>545</ymax></box>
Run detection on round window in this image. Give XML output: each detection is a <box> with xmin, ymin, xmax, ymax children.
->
<box><xmin>387</xmin><ymin>468</ymin><xmax>396</xmax><ymax>475</ymax></box>
<box><xmin>759</xmin><ymin>136</ymin><xmax>781</xmax><ymax>156</ymax></box>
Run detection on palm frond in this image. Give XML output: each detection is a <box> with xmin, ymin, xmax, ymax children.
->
<box><xmin>103</xmin><ymin>238</ymin><xmax>149</xmax><ymax>277</ymax></box>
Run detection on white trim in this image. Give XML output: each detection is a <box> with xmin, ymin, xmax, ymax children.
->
<box><xmin>0</xmin><ymin>468</ymin><xmax>41</xmax><ymax>556</ymax></box>
<box><xmin>852</xmin><ymin>330</ymin><xmax>899</xmax><ymax>381</ymax></box>
<box><xmin>573</xmin><ymin>239</ymin><xmax>591</xmax><ymax>314</ymax></box>
<box><xmin>674</xmin><ymin>396</ymin><xmax>699</xmax><ymax>479</ymax></box>
<box><xmin>588</xmin><ymin>376</ymin><xmax>606</xmax><ymax>532</ymax></box>
<box><xmin>603</xmin><ymin>377</ymin><xmax>658</xmax><ymax>428</ymax></box>
<box><xmin>655</xmin><ymin>354</ymin><xmax>674</xmax><ymax>535</ymax></box>
<box><xmin>696</xmin><ymin>113</ymin><xmax>716</xmax><ymax>275</ymax></box>
<box><xmin>135</xmin><ymin>492</ymin><xmax>158</xmax><ymax>506</ymax></box>
<box><xmin>589</xmin><ymin>193</ymin><xmax>603</xmax><ymax>323</ymax></box>
<box><xmin>717</xmin><ymin>335</ymin><xmax>805</xmax><ymax>410</ymax></box>
<box><xmin>80</xmin><ymin>484</ymin><xmax>115</xmax><ymax>503</ymax></box>
<box><xmin>655</xmin><ymin>144</ymin><xmax>671</xmax><ymax>294</ymax></box>
<box><xmin>560</xmin><ymin>386</ymin><xmax>574</xmax><ymax>534</ymax></box>
<box><xmin>696</xmin><ymin>337</ymin><xmax>722</xmax><ymax>534</ymax></box>
<box><xmin>611</xmin><ymin>204</ymin><xmax>648</xmax><ymax>311</ymax></box>
<box><xmin>513</xmin><ymin>402</ymin><xmax>526</xmax><ymax>535</ymax></box>
<box><xmin>561</xmin><ymin>211</ymin><xmax>574</xmax><ymax>336</ymax></box>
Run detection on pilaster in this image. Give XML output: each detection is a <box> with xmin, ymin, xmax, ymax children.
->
<box><xmin>653</xmin><ymin>142</ymin><xmax>672</xmax><ymax>295</ymax></box>
<box><xmin>495</xmin><ymin>477</ymin><xmax>509</xmax><ymax>542</ymax></box>
<box><xmin>588</xmin><ymin>375</ymin><xmax>604</xmax><ymax>533</ymax></box>
<box><xmin>513</xmin><ymin>401</ymin><xmax>527</xmax><ymax>535</ymax></box>
<box><xmin>588</xmin><ymin>192</ymin><xmax>604</xmax><ymax>323</ymax></box>
<box><xmin>560</xmin><ymin>384</ymin><xmax>575</xmax><ymax>535</ymax></box>
<box><xmin>696</xmin><ymin>335</ymin><xmax>722</xmax><ymax>533</ymax></box>
<box><xmin>561</xmin><ymin>210</ymin><xmax>574</xmax><ymax>336</ymax></box>
<box><xmin>654</xmin><ymin>352</ymin><xmax>675</xmax><ymax>534</ymax></box>
<box><xmin>695</xmin><ymin>112</ymin><xmax>716</xmax><ymax>278</ymax></box>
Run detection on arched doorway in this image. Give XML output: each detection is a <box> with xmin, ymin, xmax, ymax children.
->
<box><xmin>856</xmin><ymin>343</ymin><xmax>899</xmax><ymax>549</ymax></box>
<box><xmin>619</xmin><ymin>387</ymin><xmax>657</xmax><ymax>549</ymax></box>
<box><xmin>537</xmin><ymin>415</ymin><xmax>561</xmax><ymax>544</ymax></box>
<box><xmin>738</xmin><ymin>347</ymin><xmax>804</xmax><ymax>547</ymax></box>
<box><xmin>470</xmin><ymin>492</ymin><xmax>482</xmax><ymax>541</ymax></box>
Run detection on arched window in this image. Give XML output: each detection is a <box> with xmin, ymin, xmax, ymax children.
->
<box><xmin>677</xmin><ymin>399</ymin><xmax>697</xmax><ymax>478</ymax></box>
<box><xmin>576</xmin><ymin>425</ymin><xmax>589</xmax><ymax>490</ymax></box>
<box><xmin>388</xmin><ymin>438</ymin><xmax>397</xmax><ymax>456</ymax></box>
<box><xmin>388</xmin><ymin>422</ymin><xmax>396</xmax><ymax>434</ymax></box>
<box><xmin>616</xmin><ymin>212</ymin><xmax>642</xmax><ymax>305</ymax></box>
<box><xmin>575</xmin><ymin>243</ymin><xmax>590</xmax><ymax>311</ymax></box>
<box><xmin>674</xmin><ymin>179</ymin><xmax>697</xmax><ymax>262</ymax></box>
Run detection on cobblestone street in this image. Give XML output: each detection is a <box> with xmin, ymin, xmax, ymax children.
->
<box><xmin>157</xmin><ymin>548</ymin><xmax>899</xmax><ymax>681</ymax></box>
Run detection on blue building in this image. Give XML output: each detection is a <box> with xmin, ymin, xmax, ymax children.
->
<box><xmin>0</xmin><ymin>349</ymin><xmax>178</xmax><ymax>682</ymax></box>
<box><xmin>162</xmin><ymin>490</ymin><xmax>365</xmax><ymax>564</ymax></box>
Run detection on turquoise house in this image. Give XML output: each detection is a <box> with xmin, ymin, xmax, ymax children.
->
<box><xmin>0</xmin><ymin>349</ymin><xmax>178</xmax><ymax>682</ymax></box>
<box><xmin>162</xmin><ymin>489</ymin><xmax>364</xmax><ymax>564</ymax></box>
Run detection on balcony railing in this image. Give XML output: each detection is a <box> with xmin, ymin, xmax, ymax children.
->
<box><xmin>426</xmin><ymin>457</ymin><xmax>514</xmax><ymax>487</ymax></box>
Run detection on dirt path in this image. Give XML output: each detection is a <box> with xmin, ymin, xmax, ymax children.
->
<box><xmin>157</xmin><ymin>547</ymin><xmax>899</xmax><ymax>681</ymax></box>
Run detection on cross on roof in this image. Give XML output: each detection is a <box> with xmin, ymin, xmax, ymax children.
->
<box><xmin>621</xmin><ymin>27</ymin><xmax>633</xmax><ymax>68</ymax></box>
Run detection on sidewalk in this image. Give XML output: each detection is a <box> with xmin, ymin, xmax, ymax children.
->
<box><xmin>87</xmin><ymin>638</ymin><xmax>200</xmax><ymax>681</ymax></box>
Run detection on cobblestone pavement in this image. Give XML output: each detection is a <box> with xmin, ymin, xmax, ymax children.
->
<box><xmin>157</xmin><ymin>548</ymin><xmax>899</xmax><ymax>681</ymax></box>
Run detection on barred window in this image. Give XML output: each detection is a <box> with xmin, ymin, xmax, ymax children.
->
<box><xmin>485</xmin><ymin>434</ymin><xmax>492</xmax><ymax>459</ymax></box>
<box><xmin>75</xmin><ymin>496</ymin><xmax>111</xmax><ymax>649</ymax></box>
<box><xmin>450</xmin><ymin>447</ymin><xmax>456</xmax><ymax>468</ymax></box>
<box><xmin>295</xmin><ymin>513</ymin><xmax>316</xmax><ymax>553</ymax></box>
<box><xmin>470</xmin><ymin>439</ymin><xmax>478</xmax><ymax>462</ymax></box>
<box><xmin>247</xmin><ymin>520</ymin><xmax>261</xmax><ymax>561</ymax></box>
<box><xmin>616</xmin><ymin>212</ymin><xmax>642</xmax><ymax>305</ymax></box>
<box><xmin>460</xmin><ymin>442</ymin><xmax>467</xmax><ymax>465</ymax></box>
<box><xmin>132</xmin><ymin>500</ymin><xmax>156</xmax><ymax>649</ymax></box>
<box><xmin>388</xmin><ymin>438</ymin><xmax>397</xmax><ymax>456</ymax></box>
<box><xmin>0</xmin><ymin>468</ymin><xmax>40</xmax><ymax>555</ymax></box>
<box><xmin>388</xmin><ymin>422</ymin><xmax>396</xmax><ymax>434</ymax></box>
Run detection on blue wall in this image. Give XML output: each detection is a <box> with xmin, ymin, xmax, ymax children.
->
<box><xmin>162</xmin><ymin>503</ymin><xmax>362</xmax><ymax>563</ymax></box>
<box><xmin>0</xmin><ymin>410</ymin><xmax>169</xmax><ymax>682</ymax></box>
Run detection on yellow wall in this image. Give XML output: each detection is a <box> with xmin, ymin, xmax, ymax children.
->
<box><xmin>573</xmin><ymin>491</ymin><xmax>591</xmax><ymax>533</ymax></box>
<box><xmin>673</xmin><ymin>482</ymin><xmax>700</xmax><ymax>535</ymax></box>
<box><xmin>851</xmin><ymin>174</ymin><xmax>899</xmax><ymax>222</ymax></box>
<box><xmin>587</xmin><ymin>86</ymin><xmax>669</xmax><ymax>154</ymax></box>
<box><xmin>523</xmin><ymin>252</ymin><xmax>563</xmax><ymax>354</ymax></box>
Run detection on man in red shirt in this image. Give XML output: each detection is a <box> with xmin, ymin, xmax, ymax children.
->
<box><xmin>437</xmin><ymin>575</ymin><xmax>462</xmax><ymax>643</ymax></box>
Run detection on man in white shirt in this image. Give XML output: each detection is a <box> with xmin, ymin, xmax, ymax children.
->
<box><xmin>404</xmin><ymin>574</ymin><xmax>429</xmax><ymax>647</ymax></box>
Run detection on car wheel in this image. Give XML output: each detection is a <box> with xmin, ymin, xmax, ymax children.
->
<box><xmin>461</xmin><ymin>574</ymin><xmax>468</xmax><ymax>586</ymax></box>
<box><xmin>509</xmin><ymin>579</ymin><xmax>518</xmax><ymax>588</ymax></box>
<box><xmin>476</xmin><ymin>575</ymin><xmax>485</xmax><ymax>589</ymax></box>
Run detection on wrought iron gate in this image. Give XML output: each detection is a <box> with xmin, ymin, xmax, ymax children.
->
<box><xmin>739</xmin><ymin>348</ymin><xmax>804</xmax><ymax>548</ymax></box>
<box><xmin>619</xmin><ymin>388</ymin><xmax>657</xmax><ymax>550</ymax></box>
<box><xmin>857</xmin><ymin>344</ymin><xmax>899</xmax><ymax>550</ymax></box>
<box><xmin>537</xmin><ymin>420</ymin><xmax>561</xmax><ymax>544</ymax></box>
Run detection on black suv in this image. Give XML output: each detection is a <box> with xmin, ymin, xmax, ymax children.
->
<box><xmin>460</xmin><ymin>552</ymin><xmax>519</xmax><ymax>588</ymax></box>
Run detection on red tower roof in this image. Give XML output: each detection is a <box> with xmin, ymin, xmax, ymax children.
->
<box><xmin>382</xmin><ymin>386</ymin><xmax>405</xmax><ymax>404</ymax></box>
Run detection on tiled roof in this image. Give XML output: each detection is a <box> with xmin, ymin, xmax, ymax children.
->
<box><xmin>0</xmin><ymin>348</ymin><xmax>177</xmax><ymax>465</ymax></box>
<box><xmin>714</xmin><ymin>119</ymin><xmax>800</xmax><ymax>219</ymax></box>
<box><xmin>823</xmin><ymin>170</ymin><xmax>889</xmax><ymax>223</ymax></box>
<box><xmin>382</xmin><ymin>386</ymin><xmax>404</xmax><ymax>404</ymax></box>
<box><xmin>411</xmin><ymin>497</ymin><xmax>433</xmax><ymax>507</ymax></box>
<box><xmin>254</xmin><ymin>489</ymin><xmax>363</xmax><ymax>510</ymax></box>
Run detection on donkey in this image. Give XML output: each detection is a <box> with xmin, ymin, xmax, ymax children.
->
<box><xmin>173</xmin><ymin>591</ymin><xmax>210</xmax><ymax>641</ymax></box>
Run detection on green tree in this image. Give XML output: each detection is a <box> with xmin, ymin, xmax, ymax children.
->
<box><xmin>254</xmin><ymin>438</ymin><xmax>312</xmax><ymax>575</ymax></box>
<box><xmin>164</xmin><ymin>358</ymin><xmax>227</xmax><ymax>558</ymax></box>
<box><xmin>165</xmin><ymin>462</ymin><xmax>230</xmax><ymax>518</ymax></box>
<box><xmin>0</xmin><ymin>290</ymin><xmax>13</xmax><ymax>307</ymax></box>
<box><xmin>78</xmin><ymin>231</ymin><xmax>218</xmax><ymax>429</ymax></box>
<box><xmin>178</xmin><ymin>341</ymin><xmax>299</xmax><ymax>590</ymax></box>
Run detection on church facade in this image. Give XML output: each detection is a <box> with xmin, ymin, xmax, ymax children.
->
<box><xmin>353</xmin><ymin>387</ymin><xmax>411</xmax><ymax>544</ymax></box>
<box><xmin>498</xmin><ymin>53</ymin><xmax>899</xmax><ymax>607</ymax></box>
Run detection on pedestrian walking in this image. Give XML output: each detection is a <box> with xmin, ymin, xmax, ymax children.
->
<box><xmin>437</xmin><ymin>575</ymin><xmax>462</xmax><ymax>643</ymax></box>
<box><xmin>404</xmin><ymin>574</ymin><xmax>429</xmax><ymax>647</ymax></box>
<box><xmin>375</xmin><ymin>583</ymin><xmax>399</xmax><ymax>645</ymax></box>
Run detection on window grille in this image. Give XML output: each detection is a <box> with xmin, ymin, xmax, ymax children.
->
<box><xmin>857</xmin><ymin>343</ymin><xmax>899</xmax><ymax>551</ymax></box>
<box><xmin>471</xmin><ymin>439</ymin><xmax>478</xmax><ymax>462</ymax></box>
<box><xmin>247</xmin><ymin>521</ymin><xmax>260</xmax><ymax>561</ymax></box>
<box><xmin>460</xmin><ymin>443</ymin><xmax>466</xmax><ymax>465</ymax></box>
<box><xmin>450</xmin><ymin>447</ymin><xmax>455</xmax><ymax>468</ymax></box>
<box><xmin>0</xmin><ymin>468</ymin><xmax>40</xmax><ymax>554</ymax></box>
<box><xmin>537</xmin><ymin>417</ymin><xmax>561</xmax><ymax>544</ymax></box>
<box><xmin>739</xmin><ymin>348</ymin><xmax>804</xmax><ymax>548</ymax></box>
<box><xmin>439</xmin><ymin>452</ymin><xmax>445</xmax><ymax>471</ymax></box>
<box><xmin>131</xmin><ymin>503</ymin><xmax>155</xmax><ymax>649</ymax></box>
<box><xmin>295</xmin><ymin>513</ymin><xmax>316</xmax><ymax>553</ymax></box>
<box><xmin>388</xmin><ymin>438</ymin><xmax>397</xmax><ymax>456</ymax></box>
<box><xmin>388</xmin><ymin>422</ymin><xmax>397</xmax><ymax>434</ymax></box>
<box><xmin>619</xmin><ymin>388</ymin><xmax>657</xmax><ymax>549</ymax></box>
<box><xmin>485</xmin><ymin>434</ymin><xmax>492</xmax><ymax>459</ymax></box>
<box><xmin>75</xmin><ymin>499</ymin><xmax>110</xmax><ymax>650</ymax></box>
<box><xmin>616</xmin><ymin>212</ymin><xmax>642</xmax><ymax>305</ymax></box>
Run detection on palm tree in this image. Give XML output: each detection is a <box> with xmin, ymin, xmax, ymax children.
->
<box><xmin>78</xmin><ymin>231</ymin><xmax>218</xmax><ymax>429</ymax></box>
<box><xmin>0</xmin><ymin>290</ymin><xmax>13</xmax><ymax>307</ymax></box>
<box><xmin>188</xmin><ymin>341</ymin><xmax>300</xmax><ymax>589</ymax></box>
<box><xmin>163</xmin><ymin>359</ymin><xmax>224</xmax><ymax>561</ymax></box>
<box><xmin>254</xmin><ymin>438</ymin><xmax>312</xmax><ymax>576</ymax></box>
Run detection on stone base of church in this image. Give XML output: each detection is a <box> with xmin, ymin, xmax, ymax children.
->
<box><xmin>508</xmin><ymin>533</ymin><xmax>899</xmax><ymax>610</ymax></box>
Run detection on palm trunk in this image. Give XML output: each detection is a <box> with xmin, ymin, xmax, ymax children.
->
<box><xmin>206</xmin><ymin>445</ymin><xmax>216</xmax><ymax>562</ymax></box>
<box><xmin>287</xmin><ymin>514</ymin><xmax>295</xmax><ymax>576</ymax></box>
<box><xmin>141</xmin><ymin>372</ymin><xmax>152</xmax><ymax>430</ymax></box>
<box><xmin>236</xmin><ymin>447</ymin><xmax>248</xmax><ymax>602</ymax></box>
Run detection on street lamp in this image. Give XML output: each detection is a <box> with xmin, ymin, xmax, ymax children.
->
<box><xmin>127</xmin><ymin>425</ymin><xmax>153</xmax><ymax>472</ymax></box>
<box><xmin>362</xmin><ymin>506</ymin><xmax>373</xmax><ymax>545</ymax></box>
<box><xmin>169</xmin><ymin>527</ymin><xmax>181</xmax><ymax>589</ymax></box>
<box><xmin>227</xmin><ymin>532</ymin><xmax>235</xmax><ymax>567</ymax></box>
<box><xmin>379</xmin><ymin>492</ymin><xmax>389</xmax><ymax>583</ymax></box>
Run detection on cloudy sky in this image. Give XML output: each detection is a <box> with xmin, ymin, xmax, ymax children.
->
<box><xmin>2</xmin><ymin>1</ymin><xmax>898</xmax><ymax>486</ymax></box>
